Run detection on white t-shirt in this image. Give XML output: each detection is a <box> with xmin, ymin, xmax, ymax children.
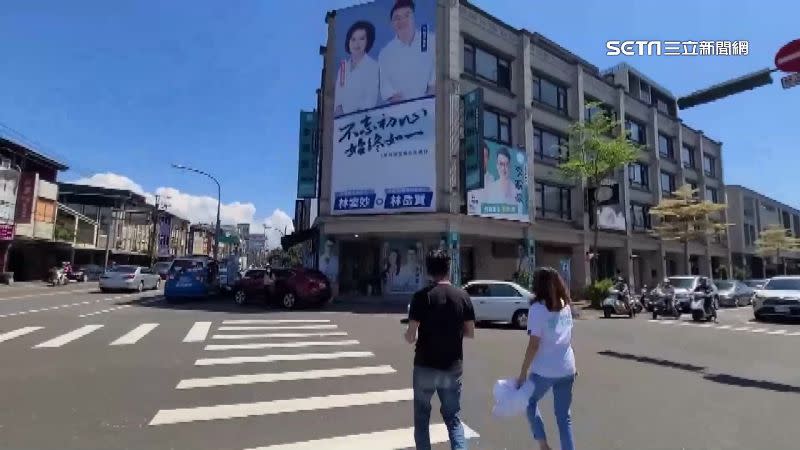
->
<box><xmin>526</xmin><ymin>302</ymin><xmax>576</xmax><ymax>378</ymax></box>
<box><xmin>378</xmin><ymin>31</ymin><xmax>436</xmax><ymax>102</ymax></box>
<box><xmin>334</xmin><ymin>55</ymin><xmax>380</xmax><ymax>115</ymax></box>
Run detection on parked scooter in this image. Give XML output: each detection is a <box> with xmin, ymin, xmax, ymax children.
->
<box><xmin>690</xmin><ymin>278</ymin><xmax>718</xmax><ymax>322</ymax></box>
<box><xmin>652</xmin><ymin>279</ymin><xmax>681</xmax><ymax>319</ymax></box>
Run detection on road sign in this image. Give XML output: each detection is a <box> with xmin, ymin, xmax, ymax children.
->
<box><xmin>781</xmin><ymin>72</ymin><xmax>800</xmax><ymax>90</ymax></box>
<box><xmin>775</xmin><ymin>39</ymin><xmax>800</xmax><ymax>72</ymax></box>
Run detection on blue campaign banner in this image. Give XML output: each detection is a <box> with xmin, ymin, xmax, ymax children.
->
<box><xmin>333</xmin><ymin>190</ymin><xmax>378</xmax><ymax>212</ymax></box>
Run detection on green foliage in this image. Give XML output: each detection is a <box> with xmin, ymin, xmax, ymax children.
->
<box><xmin>585</xmin><ymin>278</ymin><xmax>614</xmax><ymax>309</ymax></box>
<box><xmin>267</xmin><ymin>245</ymin><xmax>302</xmax><ymax>267</ymax></box>
<box><xmin>513</xmin><ymin>270</ymin><xmax>533</xmax><ymax>291</ymax></box>
<box><xmin>54</xmin><ymin>225</ymin><xmax>75</xmax><ymax>242</ymax></box>
<box><xmin>755</xmin><ymin>225</ymin><xmax>800</xmax><ymax>275</ymax></box>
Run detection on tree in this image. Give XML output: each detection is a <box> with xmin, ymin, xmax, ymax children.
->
<box><xmin>755</xmin><ymin>225</ymin><xmax>800</xmax><ymax>275</ymax></box>
<box><xmin>649</xmin><ymin>184</ymin><xmax>728</xmax><ymax>275</ymax></box>
<box><xmin>267</xmin><ymin>245</ymin><xmax>302</xmax><ymax>267</ymax></box>
<box><xmin>559</xmin><ymin>102</ymin><xmax>639</xmax><ymax>282</ymax></box>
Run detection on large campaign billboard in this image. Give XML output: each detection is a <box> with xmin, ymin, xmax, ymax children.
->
<box><xmin>330</xmin><ymin>0</ymin><xmax>436</xmax><ymax>215</ymax></box>
<box><xmin>466</xmin><ymin>140</ymin><xmax>530</xmax><ymax>223</ymax></box>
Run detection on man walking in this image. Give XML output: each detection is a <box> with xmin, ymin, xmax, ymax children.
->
<box><xmin>404</xmin><ymin>249</ymin><xmax>475</xmax><ymax>450</ymax></box>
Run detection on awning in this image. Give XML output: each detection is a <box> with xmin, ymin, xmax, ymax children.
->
<box><xmin>281</xmin><ymin>226</ymin><xmax>317</xmax><ymax>250</ymax></box>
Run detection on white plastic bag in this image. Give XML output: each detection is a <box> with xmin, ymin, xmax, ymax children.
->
<box><xmin>491</xmin><ymin>377</ymin><xmax>535</xmax><ymax>418</ymax></box>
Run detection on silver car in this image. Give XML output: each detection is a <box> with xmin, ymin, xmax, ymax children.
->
<box><xmin>715</xmin><ymin>280</ymin><xmax>754</xmax><ymax>307</ymax></box>
<box><xmin>99</xmin><ymin>265</ymin><xmax>162</xmax><ymax>292</ymax></box>
<box><xmin>753</xmin><ymin>276</ymin><xmax>800</xmax><ymax>321</ymax></box>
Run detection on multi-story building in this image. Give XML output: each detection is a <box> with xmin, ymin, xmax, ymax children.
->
<box><xmin>307</xmin><ymin>0</ymin><xmax>730</xmax><ymax>296</ymax></box>
<box><xmin>155</xmin><ymin>211</ymin><xmax>190</xmax><ymax>260</ymax></box>
<box><xmin>188</xmin><ymin>224</ymin><xmax>215</xmax><ymax>257</ymax></box>
<box><xmin>726</xmin><ymin>185</ymin><xmax>800</xmax><ymax>278</ymax></box>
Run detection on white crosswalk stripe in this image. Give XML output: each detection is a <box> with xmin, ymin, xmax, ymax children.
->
<box><xmin>184</xmin><ymin>321</ymin><xmax>212</xmax><ymax>342</ymax></box>
<box><xmin>110</xmin><ymin>323</ymin><xmax>159</xmax><ymax>345</ymax></box>
<box><xmin>176</xmin><ymin>365</ymin><xmax>396</xmax><ymax>389</ymax></box>
<box><xmin>0</xmin><ymin>326</ymin><xmax>42</xmax><ymax>343</ymax></box>
<box><xmin>646</xmin><ymin>319</ymin><xmax>800</xmax><ymax>337</ymax></box>
<box><xmin>222</xmin><ymin>319</ymin><xmax>332</xmax><ymax>325</ymax></box>
<box><xmin>149</xmin><ymin>389</ymin><xmax>414</xmax><ymax>425</ymax></box>
<box><xmin>204</xmin><ymin>340</ymin><xmax>360</xmax><ymax>351</ymax></box>
<box><xmin>217</xmin><ymin>325</ymin><xmax>339</xmax><ymax>331</ymax></box>
<box><xmin>195</xmin><ymin>351</ymin><xmax>374</xmax><ymax>366</ymax></box>
<box><xmin>212</xmin><ymin>331</ymin><xmax>348</xmax><ymax>340</ymax></box>
<box><xmin>33</xmin><ymin>325</ymin><xmax>104</xmax><ymax>348</ymax></box>
<box><xmin>243</xmin><ymin>424</ymin><xmax>480</xmax><ymax>450</ymax></box>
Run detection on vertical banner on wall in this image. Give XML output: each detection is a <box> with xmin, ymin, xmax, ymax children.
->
<box><xmin>297</xmin><ymin>111</ymin><xmax>319</xmax><ymax>199</ymax></box>
<box><xmin>157</xmin><ymin>215</ymin><xmax>172</xmax><ymax>257</ymax></box>
<box><xmin>381</xmin><ymin>239</ymin><xmax>425</xmax><ymax>294</ymax></box>
<box><xmin>448</xmin><ymin>231</ymin><xmax>461</xmax><ymax>287</ymax></box>
<box><xmin>467</xmin><ymin>140</ymin><xmax>530</xmax><ymax>222</ymax></box>
<box><xmin>14</xmin><ymin>172</ymin><xmax>36</xmax><ymax>224</ymax></box>
<box><xmin>559</xmin><ymin>257</ymin><xmax>572</xmax><ymax>288</ymax></box>
<box><xmin>318</xmin><ymin>236</ymin><xmax>340</xmax><ymax>284</ymax></box>
<box><xmin>330</xmin><ymin>0</ymin><xmax>437</xmax><ymax>215</ymax></box>
<box><xmin>462</xmin><ymin>88</ymin><xmax>484</xmax><ymax>192</ymax></box>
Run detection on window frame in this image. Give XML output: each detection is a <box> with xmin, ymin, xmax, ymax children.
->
<box><xmin>483</xmin><ymin>108</ymin><xmax>513</xmax><ymax>145</ymax></box>
<box><xmin>624</xmin><ymin>117</ymin><xmax>647</xmax><ymax>145</ymax></box>
<box><xmin>658</xmin><ymin>133</ymin><xmax>675</xmax><ymax>160</ymax></box>
<box><xmin>532</xmin><ymin>72</ymin><xmax>568</xmax><ymax>115</ymax></box>
<box><xmin>705</xmin><ymin>186</ymin><xmax>718</xmax><ymax>203</ymax></box>
<box><xmin>463</xmin><ymin>41</ymin><xmax>512</xmax><ymax>90</ymax></box>
<box><xmin>535</xmin><ymin>181</ymin><xmax>572</xmax><ymax>221</ymax></box>
<box><xmin>681</xmin><ymin>144</ymin><xmax>696</xmax><ymax>168</ymax></box>
<box><xmin>630</xmin><ymin>203</ymin><xmax>652</xmax><ymax>231</ymax></box>
<box><xmin>660</xmin><ymin>171</ymin><xmax>676</xmax><ymax>195</ymax></box>
<box><xmin>703</xmin><ymin>153</ymin><xmax>716</xmax><ymax>177</ymax></box>
<box><xmin>533</xmin><ymin>125</ymin><xmax>568</xmax><ymax>164</ymax></box>
<box><xmin>628</xmin><ymin>162</ymin><xmax>650</xmax><ymax>189</ymax></box>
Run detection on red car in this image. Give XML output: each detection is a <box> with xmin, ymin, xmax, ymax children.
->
<box><xmin>233</xmin><ymin>267</ymin><xmax>332</xmax><ymax>310</ymax></box>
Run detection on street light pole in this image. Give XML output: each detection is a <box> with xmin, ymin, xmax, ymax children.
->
<box><xmin>171</xmin><ymin>164</ymin><xmax>222</xmax><ymax>261</ymax></box>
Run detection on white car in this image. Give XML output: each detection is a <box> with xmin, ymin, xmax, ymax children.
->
<box><xmin>464</xmin><ymin>280</ymin><xmax>533</xmax><ymax>329</ymax></box>
<box><xmin>99</xmin><ymin>265</ymin><xmax>161</xmax><ymax>292</ymax></box>
<box><xmin>753</xmin><ymin>276</ymin><xmax>800</xmax><ymax>321</ymax></box>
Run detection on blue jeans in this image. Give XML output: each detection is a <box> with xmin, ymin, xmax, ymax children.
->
<box><xmin>413</xmin><ymin>365</ymin><xmax>467</xmax><ymax>450</ymax></box>
<box><xmin>526</xmin><ymin>373</ymin><xmax>576</xmax><ymax>450</ymax></box>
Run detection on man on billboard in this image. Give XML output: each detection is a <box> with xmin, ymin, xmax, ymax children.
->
<box><xmin>334</xmin><ymin>20</ymin><xmax>380</xmax><ymax>116</ymax></box>
<box><xmin>395</xmin><ymin>244</ymin><xmax>423</xmax><ymax>292</ymax></box>
<box><xmin>483</xmin><ymin>146</ymin><xmax>521</xmax><ymax>207</ymax></box>
<box><xmin>378</xmin><ymin>0</ymin><xmax>436</xmax><ymax>104</ymax></box>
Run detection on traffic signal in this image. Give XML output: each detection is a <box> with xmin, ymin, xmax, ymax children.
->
<box><xmin>678</xmin><ymin>68</ymin><xmax>774</xmax><ymax>110</ymax></box>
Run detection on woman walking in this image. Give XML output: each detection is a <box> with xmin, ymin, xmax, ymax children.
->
<box><xmin>516</xmin><ymin>267</ymin><xmax>577</xmax><ymax>450</ymax></box>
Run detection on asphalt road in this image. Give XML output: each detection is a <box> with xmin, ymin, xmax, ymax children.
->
<box><xmin>0</xmin><ymin>286</ymin><xmax>798</xmax><ymax>449</ymax></box>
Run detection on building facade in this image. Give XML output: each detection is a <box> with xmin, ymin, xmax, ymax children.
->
<box><xmin>726</xmin><ymin>185</ymin><xmax>800</xmax><ymax>278</ymax></box>
<box><xmin>310</xmin><ymin>0</ymin><xmax>730</xmax><ymax>296</ymax></box>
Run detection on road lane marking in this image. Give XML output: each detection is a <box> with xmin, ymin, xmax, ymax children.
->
<box><xmin>766</xmin><ymin>329</ymin><xmax>787</xmax><ymax>335</ymax></box>
<box><xmin>79</xmin><ymin>304</ymin><xmax>132</xmax><ymax>318</ymax></box>
<box><xmin>176</xmin><ymin>365</ymin><xmax>396</xmax><ymax>389</ymax></box>
<box><xmin>110</xmin><ymin>323</ymin><xmax>159</xmax><ymax>345</ymax></box>
<box><xmin>0</xmin><ymin>326</ymin><xmax>43</xmax><ymax>343</ymax></box>
<box><xmin>211</xmin><ymin>331</ymin><xmax>347</xmax><ymax>340</ymax></box>
<box><xmin>217</xmin><ymin>325</ymin><xmax>338</xmax><ymax>331</ymax></box>
<box><xmin>647</xmin><ymin>319</ymin><xmax>659</xmax><ymax>323</ymax></box>
<box><xmin>787</xmin><ymin>332</ymin><xmax>800</xmax><ymax>336</ymax></box>
<box><xmin>733</xmin><ymin>327</ymin><xmax>751</xmax><ymax>331</ymax></box>
<box><xmin>698</xmin><ymin>323</ymin><xmax>713</xmax><ymax>328</ymax></box>
<box><xmin>33</xmin><ymin>324</ymin><xmax>104</xmax><ymax>348</ymax></box>
<box><xmin>195</xmin><ymin>351</ymin><xmax>374</xmax><ymax>366</ymax></box>
<box><xmin>148</xmin><ymin>388</ymin><xmax>413</xmax><ymax>425</ymax></box>
<box><xmin>242</xmin><ymin>424</ymin><xmax>479</xmax><ymax>450</ymax></box>
<box><xmin>183</xmin><ymin>322</ymin><xmax>212</xmax><ymax>342</ymax></box>
<box><xmin>204</xmin><ymin>340</ymin><xmax>360</xmax><ymax>351</ymax></box>
<box><xmin>749</xmin><ymin>328</ymin><xmax>767</xmax><ymax>333</ymax></box>
<box><xmin>716</xmin><ymin>325</ymin><xmax>732</xmax><ymax>329</ymax></box>
<box><xmin>222</xmin><ymin>319</ymin><xmax>331</xmax><ymax>325</ymax></box>
<box><xmin>0</xmin><ymin>288</ymin><xmax>94</xmax><ymax>302</ymax></box>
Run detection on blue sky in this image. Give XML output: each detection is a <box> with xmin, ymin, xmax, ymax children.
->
<box><xmin>1</xmin><ymin>0</ymin><xmax>798</xmax><ymax>228</ymax></box>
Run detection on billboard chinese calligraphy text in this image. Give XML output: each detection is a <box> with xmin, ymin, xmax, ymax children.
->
<box><xmin>330</xmin><ymin>0</ymin><xmax>436</xmax><ymax>216</ymax></box>
<box><xmin>466</xmin><ymin>140</ymin><xmax>530</xmax><ymax>222</ymax></box>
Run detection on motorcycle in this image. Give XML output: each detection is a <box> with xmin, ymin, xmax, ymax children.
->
<box><xmin>652</xmin><ymin>289</ymin><xmax>681</xmax><ymax>320</ymax></box>
<box><xmin>602</xmin><ymin>287</ymin><xmax>639</xmax><ymax>318</ymax></box>
<box><xmin>48</xmin><ymin>267</ymin><xmax>67</xmax><ymax>286</ymax></box>
<box><xmin>690</xmin><ymin>290</ymin><xmax>718</xmax><ymax>322</ymax></box>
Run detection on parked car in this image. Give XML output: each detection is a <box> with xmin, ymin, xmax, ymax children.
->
<box><xmin>743</xmin><ymin>279</ymin><xmax>768</xmax><ymax>289</ymax></box>
<box><xmin>753</xmin><ymin>276</ymin><xmax>800</xmax><ymax>321</ymax></box>
<box><xmin>269</xmin><ymin>267</ymin><xmax>332</xmax><ymax>310</ymax></box>
<box><xmin>153</xmin><ymin>261</ymin><xmax>172</xmax><ymax>280</ymax></box>
<box><xmin>70</xmin><ymin>264</ymin><xmax>104</xmax><ymax>282</ymax></box>
<box><xmin>464</xmin><ymin>280</ymin><xmax>533</xmax><ymax>329</ymax></box>
<box><xmin>232</xmin><ymin>268</ymin><xmax>270</xmax><ymax>305</ymax></box>
<box><xmin>100</xmin><ymin>265</ymin><xmax>161</xmax><ymax>292</ymax></box>
<box><xmin>715</xmin><ymin>280</ymin><xmax>754</xmax><ymax>307</ymax></box>
<box><xmin>668</xmin><ymin>276</ymin><xmax>719</xmax><ymax>313</ymax></box>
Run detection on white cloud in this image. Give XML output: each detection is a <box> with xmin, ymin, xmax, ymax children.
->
<box><xmin>70</xmin><ymin>173</ymin><xmax>293</xmax><ymax>249</ymax></box>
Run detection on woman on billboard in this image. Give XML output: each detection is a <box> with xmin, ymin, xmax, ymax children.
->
<box><xmin>334</xmin><ymin>20</ymin><xmax>380</xmax><ymax>116</ymax></box>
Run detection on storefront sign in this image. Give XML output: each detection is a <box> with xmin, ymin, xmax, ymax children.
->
<box><xmin>14</xmin><ymin>172</ymin><xmax>36</xmax><ymax>224</ymax></box>
<box><xmin>330</xmin><ymin>0</ymin><xmax>437</xmax><ymax>216</ymax></box>
<box><xmin>381</xmin><ymin>239</ymin><xmax>425</xmax><ymax>294</ymax></box>
<box><xmin>0</xmin><ymin>224</ymin><xmax>14</xmax><ymax>241</ymax></box>
<box><xmin>297</xmin><ymin>111</ymin><xmax>319</xmax><ymax>199</ymax></box>
<box><xmin>462</xmin><ymin>88</ymin><xmax>485</xmax><ymax>191</ymax></box>
<box><xmin>467</xmin><ymin>140</ymin><xmax>530</xmax><ymax>222</ymax></box>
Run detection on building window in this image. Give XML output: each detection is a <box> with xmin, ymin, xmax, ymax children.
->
<box><xmin>705</xmin><ymin>186</ymin><xmax>718</xmax><ymax>203</ymax></box>
<box><xmin>793</xmin><ymin>214</ymin><xmax>800</xmax><ymax>237</ymax></box>
<box><xmin>628</xmin><ymin>162</ymin><xmax>649</xmax><ymax>189</ymax></box>
<box><xmin>744</xmin><ymin>223</ymin><xmax>757</xmax><ymax>246</ymax></box>
<box><xmin>533</xmin><ymin>126</ymin><xmax>567</xmax><ymax>163</ymax></box>
<box><xmin>584</xmin><ymin>98</ymin><xmax>615</xmax><ymax>122</ymax></box>
<box><xmin>483</xmin><ymin>109</ymin><xmax>512</xmax><ymax>144</ymax></box>
<box><xmin>686</xmin><ymin>180</ymin><xmax>698</xmax><ymax>197</ymax></box>
<box><xmin>660</xmin><ymin>171</ymin><xmax>675</xmax><ymax>195</ymax></box>
<box><xmin>535</xmin><ymin>182</ymin><xmax>571</xmax><ymax>220</ymax></box>
<box><xmin>703</xmin><ymin>153</ymin><xmax>716</xmax><ymax>177</ymax></box>
<box><xmin>463</xmin><ymin>43</ymin><xmax>511</xmax><ymax>89</ymax></box>
<box><xmin>624</xmin><ymin>117</ymin><xmax>646</xmax><ymax>145</ymax></box>
<box><xmin>639</xmin><ymin>80</ymin><xmax>652</xmax><ymax>104</ymax></box>
<box><xmin>34</xmin><ymin>198</ymin><xmax>56</xmax><ymax>223</ymax></box>
<box><xmin>658</xmin><ymin>133</ymin><xmax>674</xmax><ymax>159</ymax></box>
<box><xmin>532</xmin><ymin>74</ymin><xmax>568</xmax><ymax>114</ymax></box>
<box><xmin>681</xmin><ymin>144</ymin><xmax>695</xmax><ymax>168</ymax></box>
<box><xmin>631</xmin><ymin>203</ymin><xmax>651</xmax><ymax>231</ymax></box>
<box><xmin>743</xmin><ymin>196</ymin><xmax>755</xmax><ymax>218</ymax></box>
<box><xmin>655</xmin><ymin>97</ymin><xmax>670</xmax><ymax>115</ymax></box>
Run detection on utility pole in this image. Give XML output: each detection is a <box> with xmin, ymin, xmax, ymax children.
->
<box><xmin>149</xmin><ymin>195</ymin><xmax>171</xmax><ymax>266</ymax></box>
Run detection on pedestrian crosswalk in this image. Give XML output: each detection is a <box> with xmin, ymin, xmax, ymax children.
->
<box><xmin>0</xmin><ymin>321</ymin><xmax>210</xmax><ymax>349</ymax></box>
<box><xmin>148</xmin><ymin>318</ymin><xmax>481</xmax><ymax>449</ymax></box>
<box><xmin>646</xmin><ymin>318</ymin><xmax>800</xmax><ymax>337</ymax></box>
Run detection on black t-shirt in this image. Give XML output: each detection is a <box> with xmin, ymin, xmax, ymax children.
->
<box><xmin>408</xmin><ymin>283</ymin><xmax>475</xmax><ymax>371</ymax></box>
